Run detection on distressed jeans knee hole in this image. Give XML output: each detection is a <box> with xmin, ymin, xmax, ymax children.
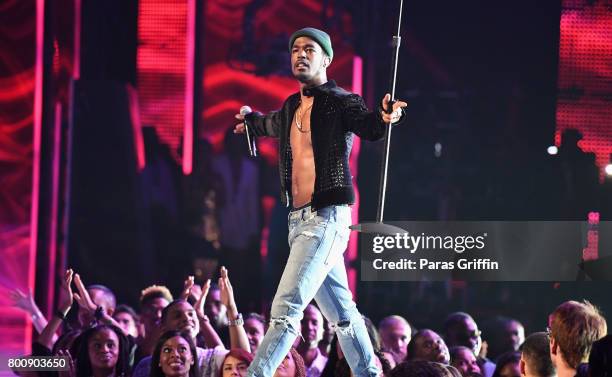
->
<box><xmin>270</xmin><ymin>316</ymin><xmax>300</xmax><ymax>334</ymax></box>
<box><xmin>331</xmin><ymin>319</ymin><xmax>356</xmax><ymax>338</ymax></box>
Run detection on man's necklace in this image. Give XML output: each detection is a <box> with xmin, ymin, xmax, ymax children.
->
<box><xmin>295</xmin><ymin>102</ymin><xmax>313</xmax><ymax>133</ymax></box>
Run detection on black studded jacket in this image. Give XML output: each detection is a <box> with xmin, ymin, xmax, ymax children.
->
<box><xmin>245</xmin><ymin>80</ymin><xmax>389</xmax><ymax>210</ymax></box>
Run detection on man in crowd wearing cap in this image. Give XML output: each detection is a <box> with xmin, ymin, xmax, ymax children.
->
<box><xmin>234</xmin><ymin>27</ymin><xmax>407</xmax><ymax>377</ymax></box>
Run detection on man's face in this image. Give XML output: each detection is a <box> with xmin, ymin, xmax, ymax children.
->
<box><xmin>163</xmin><ymin>301</ymin><xmax>200</xmax><ymax>339</ymax></box>
<box><xmin>301</xmin><ymin>305</ymin><xmax>323</xmax><ymax>347</ymax></box>
<box><xmin>204</xmin><ymin>288</ymin><xmax>226</xmax><ymax>327</ymax></box>
<box><xmin>114</xmin><ymin>312</ymin><xmax>139</xmax><ymax>338</ymax></box>
<box><xmin>141</xmin><ymin>297</ymin><xmax>170</xmax><ymax>333</ymax></box>
<box><xmin>450</xmin><ymin>318</ymin><xmax>481</xmax><ymax>355</ymax></box>
<box><xmin>451</xmin><ymin>348</ymin><xmax>481</xmax><ymax>376</ymax></box>
<box><xmin>87</xmin><ymin>328</ymin><xmax>119</xmax><ymax>372</ymax></box>
<box><xmin>244</xmin><ymin>318</ymin><xmax>265</xmax><ymax>354</ymax></box>
<box><xmin>503</xmin><ymin>321</ymin><xmax>525</xmax><ymax>352</ymax></box>
<box><xmin>291</xmin><ymin>36</ymin><xmax>329</xmax><ymax>84</ymax></box>
<box><xmin>412</xmin><ymin>330</ymin><xmax>450</xmax><ymax>364</ymax></box>
<box><xmin>380</xmin><ymin>319</ymin><xmax>411</xmax><ymax>361</ymax></box>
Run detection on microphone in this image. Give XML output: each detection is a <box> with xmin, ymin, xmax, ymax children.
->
<box><xmin>240</xmin><ymin>105</ymin><xmax>257</xmax><ymax>157</ymax></box>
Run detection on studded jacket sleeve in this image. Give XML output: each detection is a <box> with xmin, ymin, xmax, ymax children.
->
<box><xmin>341</xmin><ymin>94</ymin><xmax>387</xmax><ymax>141</ymax></box>
<box><xmin>244</xmin><ymin>109</ymin><xmax>282</xmax><ymax>138</ymax></box>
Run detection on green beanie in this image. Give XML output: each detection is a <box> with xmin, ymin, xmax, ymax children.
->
<box><xmin>288</xmin><ymin>27</ymin><xmax>333</xmax><ymax>60</ymax></box>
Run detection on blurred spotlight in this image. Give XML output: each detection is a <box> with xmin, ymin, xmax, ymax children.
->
<box><xmin>605</xmin><ymin>164</ymin><xmax>612</xmax><ymax>176</ymax></box>
<box><xmin>547</xmin><ymin>146</ymin><xmax>558</xmax><ymax>155</ymax></box>
<box><xmin>434</xmin><ymin>142</ymin><xmax>442</xmax><ymax>158</ymax></box>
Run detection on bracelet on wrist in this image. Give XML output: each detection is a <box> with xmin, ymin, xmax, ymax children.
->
<box><xmin>55</xmin><ymin>310</ymin><xmax>67</xmax><ymax>321</ymax></box>
<box><xmin>228</xmin><ymin>313</ymin><xmax>244</xmax><ymax>327</ymax></box>
<box><xmin>94</xmin><ymin>306</ymin><xmax>104</xmax><ymax>320</ymax></box>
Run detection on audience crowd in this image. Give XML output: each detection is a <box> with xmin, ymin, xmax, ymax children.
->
<box><xmin>10</xmin><ymin>267</ymin><xmax>610</xmax><ymax>377</ymax></box>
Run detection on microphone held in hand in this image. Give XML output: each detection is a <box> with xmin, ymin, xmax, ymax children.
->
<box><xmin>240</xmin><ymin>105</ymin><xmax>257</xmax><ymax>157</ymax></box>
<box><xmin>239</xmin><ymin>105</ymin><xmax>252</xmax><ymax>116</ymax></box>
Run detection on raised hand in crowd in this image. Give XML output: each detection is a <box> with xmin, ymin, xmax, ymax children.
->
<box><xmin>72</xmin><ymin>273</ymin><xmax>97</xmax><ymax>315</ymax></box>
<box><xmin>219</xmin><ymin>266</ymin><xmax>250</xmax><ymax>353</ymax></box>
<box><xmin>57</xmin><ymin>348</ymin><xmax>76</xmax><ymax>377</ymax></box>
<box><xmin>188</xmin><ymin>277</ymin><xmax>224</xmax><ymax>349</ymax></box>
<box><xmin>193</xmin><ymin>279</ymin><xmax>210</xmax><ymax>320</ymax></box>
<box><xmin>37</xmin><ymin>269</ymin><xmax>74</xmax><ymax>350</ymax></box>
<box><xmin>180</xmin><ymin>275</ymin><xmax>206</xmax><ymax>306</ymax></box>
<box><xmin>58</xmin><ymin>269</ymin><xmax>74</xmax><ymax>315</ymax></box>
<box><xmin>10</xmin><ymin>287</ymin><xmax>48</xmax><ymax>334</ymax></box>
<box><xmin>180</xmin><ymin>275</ymin><xmax>195</xmax><ymax>301</ymax></box>
<box><xmin>72</xmin><ymin>272</ymin><xmax>122</xmax><ymax>331</ymax></box>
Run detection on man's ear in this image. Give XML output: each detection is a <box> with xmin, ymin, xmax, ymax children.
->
<box><xmin>550</xmin><ymin>337</ymin><xmax>558</xmax><ymax>355</ymax></box>
<box><xmin>323</xmin><ymin>56</ymin><xmax>331</xmax><ymax>68</ymax></box>
<box><xmin>519</xmin><ymin>356</ymin><xmax>527</xmax><ymax>376</ymax></box>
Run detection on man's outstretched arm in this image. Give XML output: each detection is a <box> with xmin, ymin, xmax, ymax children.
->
<box><xmin>234</xmin><ymin>109</ymin><xmax>282</xmax><ymax>138</ymax></box>
<box><xmin>344</xmin><ymin>93</ymin><xmax>407</xmax><ymax>141</ymax></box>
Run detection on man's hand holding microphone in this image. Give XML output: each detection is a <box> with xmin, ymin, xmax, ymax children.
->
<box><xmin>233</xmin><ymin>105</ymin><xmax>256</xmax><ymax>156</ymax></box>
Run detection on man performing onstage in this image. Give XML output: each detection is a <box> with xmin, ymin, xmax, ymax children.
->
<box><xmin>234</xmin><ymin>27</ymin><xmax>407</xmax><ymax>377</ymax></box>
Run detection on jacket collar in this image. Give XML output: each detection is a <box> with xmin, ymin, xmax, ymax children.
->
<box><xmin>301</xmin><ymin>80</ymin><xmax>337</xmax><ymax>97</ymax></box>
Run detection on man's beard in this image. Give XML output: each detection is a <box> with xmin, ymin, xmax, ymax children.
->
<box><xmin>214</xmin><ymin>307</ymin><xmax>228</xmax><ymax>328</ymax></box>
<box><xmin>294</xmin><ymin>71</ymin><xmax>312</xmax><ymax>83</ymax></box>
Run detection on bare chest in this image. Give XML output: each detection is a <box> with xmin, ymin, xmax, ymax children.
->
<box><xmin>290</xmin><ymin>105</ymin><xmax>314</xmax><ymax>155</ymax></box>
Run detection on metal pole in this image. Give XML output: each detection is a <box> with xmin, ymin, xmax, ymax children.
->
<box><xmin>376</xmin><ymin>0</ymin><xmax>403</xmax><ymax>223</ymax></box>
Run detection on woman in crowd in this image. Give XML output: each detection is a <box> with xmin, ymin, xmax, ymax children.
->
<box><xmin>219</xmin><ymin>349</ymin><xmax>253</xmax><ymax>377</ymax></box>
<box><xmin>274</xmin><ymin>348</ymin><xmax>306</xmax><ymax>377</ymax></box>
<box><xmin>73</xmin><ymin>324</ymin><xmax>130</xmax><ymax>377</ymax></box>
<box><xmin>151</xmin><ymin>331</ymin><xmax>199</xmax><ymax>377</ymax></box>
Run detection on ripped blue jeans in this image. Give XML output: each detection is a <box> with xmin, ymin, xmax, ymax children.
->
<box><xmin>247</xmin><ymin>205</ymin><xmax>380</xmax><ymax>377</ymax></box>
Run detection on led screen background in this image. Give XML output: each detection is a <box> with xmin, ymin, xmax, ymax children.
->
<box><xmin>556</xmin><ymin>0</ymin><xmax>612</xmax><ymax>178</ymax></box>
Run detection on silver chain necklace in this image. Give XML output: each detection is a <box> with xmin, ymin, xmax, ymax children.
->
<box><xmin>295</xmin><ymin>102</ymin><xmax>313</xmax><ymax>133</ymax></box>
